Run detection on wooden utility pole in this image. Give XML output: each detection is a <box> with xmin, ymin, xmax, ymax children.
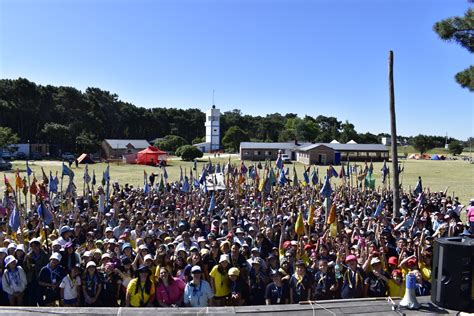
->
<box><xmin>389</xmin><ymin>50</ymin><xmax>400</xmax><ymax>219</ymax></box>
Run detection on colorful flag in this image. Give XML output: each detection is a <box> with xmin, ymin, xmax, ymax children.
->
<box><xmin>414</xmin><ymin>176</ymin><xmax>422</xmax><ymax>195</ymax></box>
<box><xmin>327</xmin><ymin>203</ymin><xmax>337</xmax><ymax>224</ymax></box>
<box><xmin>308</xmin><ymin>204</ymin><xmax>315</xmax><ymax>226</ymax></box>
<box><xmin>292</xmin><ymin>165</ymin><xmax>299</xmax><ymax>187</ymax></box>
<box><xmin>320</xmin><ymin>176</ymin><xmax>332</xmax><ymax>198</ymax></box>
<box><xmin>275</xmin><ymin>154</ymin><xmax>283</xmax><ymax>170</ymax></box>
<box><xmin>240</xmin><ymin>161</ymin><xmax>248</xmax><ymax>175</ymax></box>
<box><xmin>37</xmin><ymin>202</ymin><xmax>53</xmax><ymax>225</ymax></box>
<box><xmin>26</xmin><ymin>161</ymin><xmax>32</xmax><ymax>177</ymax></box>
<box><xmin>144</xmin><ymin>170</ymin><xmax>149</xmax><ymax>194</ymax></box>
<box><xmin>303</xmin><ymin>167</ymin><xmax>310</xmax><ymax>185</ymax></box>
<box><xmin>104</xmin><ymin>163</ymin><xmax>110</xmax><ymax>182</ymax></box>
<box><xmin>4</xmin><ymin>175</ymin><xmax>14</xmax><ymax>193</ymax></box>
<box><xmin>208</xmin><ymin>193</ymin><xmax>216</xmax><ymax>213</ymax></box>
<box><xmin>8</xmin><ymin>206</ymin><xmax>20</xmax><ymax>232</ymax></box>
<box><xmin>92</xmin><ymin>170</ymin><xmax>96</xmax><ymax>185</ymax></box>
<box><xmin>339</xmin><ymin>165</ymin><xmax>346</xmax><ymax>178</ymax></box>
<box><xmin>278</xmin><ymin>168</ymin><xmax>287</xmax><ymax>185</ymax></box>
<box><xmin>49</xmin><ymin>171</ymin><xmax>58</xmax><ymax>193</ymax></box>
<box><xmin>181</xmin><ymin>176</ymin><xmax>190</xmax><ymax>192</ymax></box>
<box><xmin>29</xmin><ymin>175</ymin><xmax>38</xmax><ymax>195</ymax></box>
<box><xmin>381</xmin><ymin>160</ymin><xmax>389</xmax><ymax>184</ymax></box>
<box><xmin>373</xmin><ymin>200</ymin><xmax>385</xmax><ymax>217</ymax></box>
<box><xmin>295</xmin><ymin>211</ymin><xmax>305</xmax><ymax>236</ymax></box>
<box><xmin>15</xmin><ymin>169</ymin><xmax>23</xmax><ymax>189</ymax></box>
<box><xmin>328</xmin><ymin>165</ymin><xmax>338</xmax><ymax>178</ymax></box>
<box><xmin>311</xmin><ymin>168</ymin><xmax>318</xmax><ymax>186</ymax></box>
<box><xmin>62</xmin><ymin>162</ymin><xmax>74</xmax><ymax>179</ymax></box>
<box><xmin>22</xmin><ymin>177</ymin><xmax>28</xmax><ymax>196</ymax></box>
<box><xmin>41</xmin><ymin>167</ymin><xmax>49</xmax><ymax>185</ymax></box>
<box><xmin>158</xmin><ymin>174</ymin><xmax>165</xmax><ymax>191</ymax></box>
<box><xmin>268</xmin><ymin>168</ymin><xmax>276</xmax><ymax>186</ymax></box>
<box><xmin>84</xmin><ymin>164</ymin><xmax>91</xmax><ymax>183</ymax></box>
<box><xmin>365</xmin><ymin>172</ymin><xmax>375</xmax><ymax>190</ymax></box>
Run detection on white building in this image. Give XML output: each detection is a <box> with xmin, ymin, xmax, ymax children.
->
<box><xmin>194</xmin><ymin>105</ymin><xmax>221</xmax><ymax>153</ymax></box>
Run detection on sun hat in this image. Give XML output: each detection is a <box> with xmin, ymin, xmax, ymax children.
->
<box><xmin>228</xmin><ymin>267</ymin><xmax>240</xmax><ymax>276</ymax></box>
<box><xmin>219</xmin><ymin>254</ymin><xmax>229</xmax><ymax>263</ymax></box>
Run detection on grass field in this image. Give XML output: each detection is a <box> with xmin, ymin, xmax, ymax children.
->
<box><xmin>6</xmin><ymin>154</ymin><xmax>474</xmax><ymax>204</ymax></box>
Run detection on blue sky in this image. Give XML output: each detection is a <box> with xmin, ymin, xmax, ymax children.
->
<box><xmin>1</xmin><ymin>0</ymin><xmax>472</xmax><ymax>139</ymax></box>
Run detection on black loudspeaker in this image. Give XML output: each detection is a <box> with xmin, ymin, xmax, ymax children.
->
<box><xmin>431</xmin><ymin>237</ymin><xmax>474</xmax><ymax>312</ymax></box>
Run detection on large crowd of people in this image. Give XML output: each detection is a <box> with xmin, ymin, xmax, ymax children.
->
<box><xmin>0</xmin><ymin>160</ymin><xmax>472</xmax><ymax>308</ymax></box>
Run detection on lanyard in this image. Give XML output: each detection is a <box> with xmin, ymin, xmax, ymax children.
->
<box><xmin>192</xmin><ymin>281</ymin><xmax>202</xmax><ymax>305</ymax></box>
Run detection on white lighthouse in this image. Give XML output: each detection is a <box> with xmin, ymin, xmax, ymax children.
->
<box><xmin>205</xmin><ymin>105</ymin><xmax>220</xmax><ymax>152</ymax></box>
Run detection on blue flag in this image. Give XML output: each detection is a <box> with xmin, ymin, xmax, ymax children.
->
<box><xmin>311</xmin><ymin>169</ymin><xmax>318</xmax><ymax>185</ymax></box>
<box><xmin>373</xmin><ymin>200</ymin><xmax>385</xmax><ymax>217</ymax></box>
<box><xmin>181</xmin><ymin>176</ymin><xmax>190</xmax><ymax>192</ymax></box>
<box><xmin>320</xmin><ymin>176</ymin><xmax>332</xmax><ymax>198</ymax></box>
<box><xmin>193</xmin><ymin>179</ymin><xmax>200</xmax><ymax>188</ymax></box>
<box><xmin>8</xmin><ymin>206</ymin><xmax>20</xmax><ymax>232</ymax></box>
<box><xmin>162</xmin><ymin>166</ymin><xmax>168</xmax><ymax>181</ymax></box>
<box><xmin>199</xmin><ymin>169</ymin><xmax>208</xmax><ymax>185</ymax></box>
<box><xmin>62</xmin><ymin>162</ymin><xmax>74</xmax><ymax>179</ymax></box>
<box><xmin>26</xmin><ymin>161</ymin><xmax>32</xmax><ymax>177</ymax></box>
<box><xmin>328</xmin><ymin>165</ymin><xmax>338</xmax><ymax>178</ymax></box>
<box><xmin>414</xmin><ymin>176</ymin><xmax>423</xmax><ymax>196</ymax></box>
<box><xmin>144</xmin><ymin>170</ymin><xmax>150</xmax><ymax>194</ymax></box>
<box><xmin>38</xmin><ymin>203</ymin><xmax>53</xmax><ymax>225</ymax></box>
<box><xmin>49</xmin><ymin>171</ymin><xmax>57</xmax><ymax>193</ymax></box>
<box><xmin>208</xmin><ymin>193</ymin><xmax>215</xmax><ymax>213</ymax></box>
<box><xmin>381</xmin><ymin>160</ymin><xmax>389</xmax><ymax>184</ymax></box>
<box><xmin>278</xmin><ymin>168</ymin><xmax>287</xmax><ymax>185</ymax></box>
<box><xmin>104</xmin><ymin>163</ymin><xmax>110</xmax><ymax>182</ymax></box>
<box><xmin>303</xmin><ymin>169</ymin><xmax>310</xmax><ymax>185</ymax></box>
<box><xmin>275</xmin><ymin>154</ymin><xmax>283</xmax><ymax>170</ymax></box>
<box><xmin>215</xmin><ymin>163</ymin><xmax>221</xmax><ymax>173</ymax></box>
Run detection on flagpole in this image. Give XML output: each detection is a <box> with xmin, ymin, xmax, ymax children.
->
<box><xmin>40</xmin><ymin>200</ymin><xmax>51</xmax><ymax>255</ymax></box>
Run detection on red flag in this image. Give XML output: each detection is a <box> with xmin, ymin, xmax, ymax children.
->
<box><xmin>4</xmin><ymin>175</ymin><xmax>14</xmax><ymax>193</ymax></box>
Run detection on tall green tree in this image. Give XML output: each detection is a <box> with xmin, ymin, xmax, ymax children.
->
<box><xmin>412</xmin><ymin>134</ymin><xmax>436</xmax><ymax>155</ymax></box>
<box><xmin>0</xmin><ymin>127</ymin><xmax>19</xmax><ymax>150</ymax></box>
<box><xmin>222</xmin><ymin>126</ymin><xmax>249</xmax><ymax>152</ymax></box>
<box><xmin>448</xmin><ymin>140</ymin><xmax>464</xmax><ymax>155</ymax></box>
<box><xmin>434</xmin><ymin>8</ymin><xmax>474</xmax><ymax>91</ymax></box>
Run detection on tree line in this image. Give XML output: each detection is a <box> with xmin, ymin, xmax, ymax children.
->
<box><xmin>0</xmin><ymin>78</ymin><xmax>469</xmax><ymax>155</ymax></box>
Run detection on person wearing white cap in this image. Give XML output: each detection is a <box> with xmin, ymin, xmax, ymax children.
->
<box><xmin>183</xmin><ymin>265</ymin><xmax>213</xmax><ymax>307</ymax></box>
<box><xmin>83</xmin><ymin>261</ymin><xmax>102</xmax><ymax>306</ymax></box>
<box><xmin>2</xmin><ymin>255</ymin><xmax>27</xmax><ymax>306</ymax></box>
<box><xmin>57</xmin><ymin>226</ymin><xmax>73</xmax><ymax>247</ymax></box>
<box><xmin>363</xmin><ymin>257</ymin><xmax>389</xmax><ymax>297</ymax></box>
<box><xmin>38</xmin><ymin>252</ymin><xmax>65</xmax><ymax>306</ymax></box>
<box><xmin>209</xmin><ymin>254</ymin><xmax>231</xmax><ymax>306</ymax></box>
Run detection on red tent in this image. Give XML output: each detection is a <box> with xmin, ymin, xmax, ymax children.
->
<box><xmin>136</xmin><ymin>146</ymin><xmax>167</xmax><ymax>165</ymax></box>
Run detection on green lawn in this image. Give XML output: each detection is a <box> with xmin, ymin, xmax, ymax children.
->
<box><xmin>6</xmin><ymin>154</ymin><xmax>474</xmax><ymax>204</ymax></box>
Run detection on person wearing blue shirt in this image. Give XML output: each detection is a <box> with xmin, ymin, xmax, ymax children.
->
<box><xmin>184</xmin><ymin>265</ymin><xmax>213</xmax><ymax>307</ymax></box>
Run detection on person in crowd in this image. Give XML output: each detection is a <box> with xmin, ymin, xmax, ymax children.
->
<box><xmin>125</xmin><ymin>265</ymin><xmax>155</xmax><ymax>307</ymax></box>
<box><xmin>265</xmin><ymin>269</ymin><xmax>289</xmax><ymax>305</ymax></box>
<box><xmin>209</xmin><ymin>254</ymin><xmax>230</xmax><ymax>306</ymax></box>
<box><xmin>59</xmin><ymin>263</ymin><xmax>82</xmax><ymax>307</ymax></box>
<box><xmin>155</xmin><ymin>266</ymin><xmax>185</xmax><ymax>307</ymax></box>
<box><xmin>38</xmin><ymin>253</ymin><xmax>65</xmax><ymax>306</ymax></box>
<box><xmin>289</xmin><ymin>260</ymin><xmax>312</xmax><ymax>303</ymax></box>
<box><xmin>2</xmin><ymin>255</ymin><xmax>27</xmax><ymax>306</ymax></box>
<box><xmin>82</xmin><ymin>261</ymin><xmax>102</xmax><ymax>307</ymax></box>
<box><xmin>183</xmin><ymin>265</ymin><xmax>214</xmax><ymax>307</ymax></box>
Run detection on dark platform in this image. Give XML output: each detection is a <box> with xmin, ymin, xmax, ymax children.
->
<box><xmin>0</xmin><ymin>296</ymin><xmax>463</xmax><ymax>315</ymax></box>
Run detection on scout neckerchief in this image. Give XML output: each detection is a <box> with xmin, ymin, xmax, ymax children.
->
<box><xmin>344</xmin><ymin>268</ymin><xmax>361</xmax><ymax>289</ymax></box>
<box><xmin>5</xmin><ymin>267</ymin><xmax>21</xmax><ymax>287</ymax></box>
<box><xmin>67</xmin><ymin>274</ymin><xmax>77</xmax><ymax>290</ymax></box>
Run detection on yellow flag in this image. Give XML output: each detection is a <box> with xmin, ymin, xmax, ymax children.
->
<box><xmin>327</xmin><ymin>203</ymin><xmax>337</xmax><ymax>225</ymax></box>
<box><xmin>258</xmin><ymin>178</ymin><xmax>265</xmax><ymax>192</ymax></box>
<box><xmin>330</xmin><ymin>222</ymin><xmax>338</xmax><ymax>237</ymax></box>
<box><xmin>295</xmin><ymin>211</ymin><xmax>305</xmax><ymax>236</ymax></box>
<box><xmin>308</xmin><ymin>205</ymin><xmax>315</xmax><ymax>226</ymax></box>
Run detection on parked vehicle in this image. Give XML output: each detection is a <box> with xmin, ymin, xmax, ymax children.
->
<box><xmin>31</xmin><ymin>152</ymin><xmax>43</xmax><ymax>160</ymax></box>
<box><xmin>1</xmin><ymin>151</ymin><xmax>12</xmax><ymax>160</ymax></box>
<box><xmin>0</xmin><ymin>158</ymin><xmax>12</xmax><ymax>171</ymax></box>
<box><xmin>15</xmin><ymin>152</ymin><xmax>27</xmax><ymax>160</ymax></box>
<box><xmin>281</xmin><ymin>154</ymin><xmax>291</xmax><ymax>163</ymax></box>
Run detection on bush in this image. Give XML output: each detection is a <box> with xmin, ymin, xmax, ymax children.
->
<box><xmin>154</xmin><ymin>135</ymin><xmax>188</xmax><ymax>152</ymax></box>
<box><xmin>177</xmin><ymin>145</ymin><xmax>203</xmax><ymax>161</ymax></box>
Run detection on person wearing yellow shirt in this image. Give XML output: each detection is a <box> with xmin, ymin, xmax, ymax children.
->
<box><xmin>387</xmin><ymin>269</ymin><xmax>405</xmax><ymax>298</ymax></box>
<box><xmin>209</xmin><ymin>254</ymin><xmax>230</xmax><ymax>306</ymax></box>
<box><xmin>126</xmin><ymin>265</ymin><xmax>155</xmax><ymax>307</ymax></box>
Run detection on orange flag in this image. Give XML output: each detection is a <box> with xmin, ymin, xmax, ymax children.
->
<box><xmin>15</xmin><ymin>169</ymin><xmax>23</xmax><ymax>189</ymax></box>
<box><xmin>4</xmin><ymin>175</ymin><xmax>14</xmax><ymax>193</ymax></box>
<box><xmin>326</xmin><ymin>203</ymin><xmax>337</xmax><ymax>225</ymax></box>
<box><xmin>30</xmin><ymin>175</ymin><xmax>38</xmax><ymax>195</ymax></box>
